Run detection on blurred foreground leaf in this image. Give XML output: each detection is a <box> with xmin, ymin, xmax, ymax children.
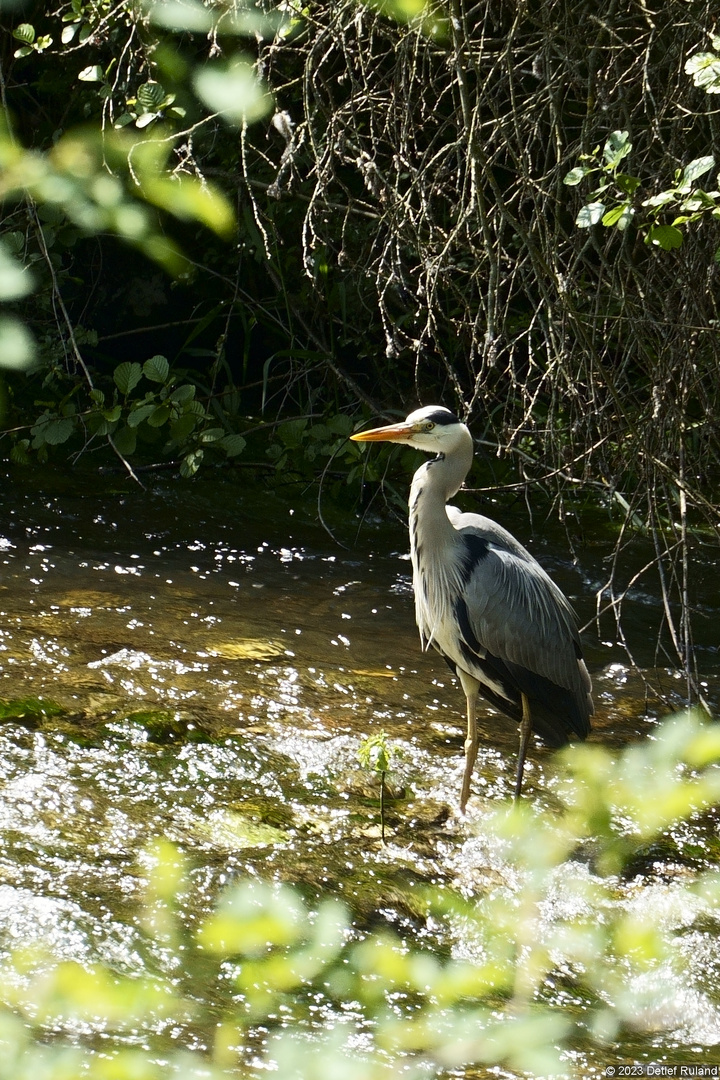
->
<box><xmin>193</xmin><ymin>57</ymin><xmax>272</xmax><ymax>126</ymax></box>
<box><xmin>0</xmin><ymin>316</ymin><xmax>34</xmax><ymax>370</ymax></box>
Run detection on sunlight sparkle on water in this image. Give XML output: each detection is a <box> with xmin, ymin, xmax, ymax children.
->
<box><xmin>1</xmin><ymin>475</ymin><xmax>719</xmax><ymax>1075</ymax></box>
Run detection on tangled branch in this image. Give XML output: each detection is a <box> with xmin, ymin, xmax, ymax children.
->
<box><xmin>245</xmin><ymin>0</ymin><xmax>720</xmax><ymax>697</ymax></box>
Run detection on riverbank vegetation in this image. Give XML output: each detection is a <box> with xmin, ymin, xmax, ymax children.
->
<box><xmin>2</xmin><ymin>0</ymin><xmax>720</xmax><ymax>693</ymax></box>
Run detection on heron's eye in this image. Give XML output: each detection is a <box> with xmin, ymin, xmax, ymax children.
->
<box><xmin>424</xmin><ymin>422</ymin><xmax>435</xmax><ymax>432</ymax></box>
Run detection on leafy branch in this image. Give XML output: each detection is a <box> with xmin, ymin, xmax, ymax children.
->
<box><xmin>10</xmin><ymin>355</ymin><xmax>247</xmax><ymax>478</ymax></box>
<box><xmin>564</xmin><ymin>130</ymin><xmax>718</xmax><ymax>252</ymax></box>
<box><xmin>564</xmin><ymin>36</ymin><xmax>720</xmax><ymax>252</ymax></box>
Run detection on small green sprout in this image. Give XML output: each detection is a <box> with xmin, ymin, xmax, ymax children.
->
<box><xmin>358</xmin><ymin>731</ymin><xmax>395</xmax><ymax>843</ymax></box>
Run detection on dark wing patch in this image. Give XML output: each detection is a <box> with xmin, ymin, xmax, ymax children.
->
<box><xmin>454</xmin><ymin>596</ymin><xmax>482</xmax><ymax>654</ymax></box>
<box><xmin>489</xmin><ymin>654</ymin><xmax>591</xmax><ymax>743</ymax></box>
<box><xmin>459</xmin><ymin>533</ymin><xmax>489</xmax><ymax>585</ymax></box>
<box><xmin>453</xmin><ymin>598</ymin><xmax>590</xmax><ymax>745</ymax></box>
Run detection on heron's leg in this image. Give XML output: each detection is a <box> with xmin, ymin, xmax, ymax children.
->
<box><xmin>460</xmin><ymin>691</ymin><xmax>478</xmax><ymax>813</ymax></box>
<box><xmin>514</xmin><ymin>692</ymin><xmax>533</xmax><ymax>801</ymax></box>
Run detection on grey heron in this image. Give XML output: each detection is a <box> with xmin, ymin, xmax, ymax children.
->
<box><xmin>351</xmin><ymin>405</ymin><xmax>593</xmax><ymax>811</ymax></box>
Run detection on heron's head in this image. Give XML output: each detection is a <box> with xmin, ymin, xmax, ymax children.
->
<box><xmin>350</xmin><ymin>405</ymin><xmax>469</xmax><ymax>455</ymax></box>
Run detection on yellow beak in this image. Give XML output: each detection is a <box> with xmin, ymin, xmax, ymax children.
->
<box><xmin>350</xmin><ymin>421</ymin><xmax>416</xmax><ymax>443</ymax></box>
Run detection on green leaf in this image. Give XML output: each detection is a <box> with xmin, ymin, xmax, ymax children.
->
<box><xmin>0</xmin><ymin>243</ymin><xmax>34</xmax><ymax>300</ymax></box>
<box><xmin>563</xmin><ymin>166</ymin><xmax>590</xmax><ymax>186</ymax></box>
<box><xmin>603</xmin><ymin>130</ymin><xmax>631</xmax><ymax>168</ymax></box>
<box><xmin>193</xmin><ymin>57</ymin><xmax>272</xmax><ymax>127</ymax></box>
<box><xmin>5</xmin><ymin>233</ymin><xmax>26</xmax><ymax>256</ymax></box>
<box><xmin>87</xmin><ymin>412</ymin><xmax>115</xmax><ymax>437</ymax></box>
<box><xmin>42</xmin><ymin>417</ymin><xmax>75</xmax><ymax>445</ymax></box>
<box><xmin>374</xmin><ymin>0</ymin><xmax>427</xmax><ymax>22</ymax></box>
<box><xmin>327</xmin><ymin>414</ymin><xmax>354</xmax><ymax>436</ymax></box>
<box><xmin>601</xmin><ymin>204</ymin><xmax>627</xmax><ymax>227</ymax></box>
<box><xmin>220</xmin><ymin>434</ymin><xmax>246</xmax><ymax>457</ymax></box>
<box><xmin>358</xmin><ymin>731</ymin><xmax>394</xmax><ymax>774</ymax></box>
<box><xmin>0</xmin><ymin>316</ymin><xmax>35</xmax><ymax>371</ymax></box>
<box><xmin>12</xmin><ymin>23</ymin><xmax>36</xmax><ymax>43</ymax></box>
<box><xmin>127</xmin><ymin>403</ymin><xmax>158</xmax><ymax>428</ymax></box>
<box><xmin>78</xmin><ymin>64</ymin><xmax>105</xmax><ymax>82</ymax></box>
<box><xmin>687</xmin><ymin>188</ymin><xmax>718</xmax><ymax>208</ymax></box>
<box><xmin>168</xmin><ymin>413</ymin><xmax>197</xmax><ymax>442</ymax></box>
<box><xmin>180</xmin><ymin>449</ymin><xmax>204</xmax><ymax>477</ymax></box>
<box><xmin>277</xmin><ymin>418</ymin><xmax>308</xmax><ymax>448</ymax></box>
<box><xmin>151</xmin><ymin>0</ymin><xmax>276</xmax><ymax>36</ymax></box>
<box><xmin>642</xmin><ymin>190</ymin><xmax>677</xmax><ymax>209</ymax></box>
<box><xmin>113</xmin><ymin>426</ymin><xmax>137</xmax><ymax>455</ymax></box>
<box><xmin>10</xmin><ymin>439</ymin><xmax>31</xmax><ymax>465</ymax></box>
<box><xmin>139</xmin><ymin>175</ymin><xmax>235</xmax><ymax>237</ymax></box>
<box><xmin>169</xmin><ymin>383</ymin><xmax>196</xmax><ymax>405</ymax></box>
<box><xmin>615</xmin><ymin>205</ymin><xmax>635</xmax><ymax>230</ymax></box>
<box><xmin>200</xmin><ymin>427</ymin><xmax>225</xmax><ymax>443</ymax></box>
<box><xmin>681</xmin><ymin>156</ymin><xmax>715</xmax><ymax>186</ymax></box>
<box><xmin>137</xmin><ymin>81</ymin><xmax>166</xmax><ymax>109</ymax></box>
<box><xmin>575</xmin><ymin>202</ymin><xmax>606</xmax><ymax>227</ymax></box>
<box><xmin>614</xmin><ymin>173</ymin><xmax>641</xmax><ymax>196</ymax></box>
<box><xmin>684</xmin><ymin>52</ymin><xmax>720</xmax><ymax>93</ymax></box>
<box><xmin>149</xmin><ymin>0</ymin><xmax>215</xmax><ymax>32</ymax></box>
<box><xmin>143</xmin><ymin>354</ymin><xmax>170</xmax><ymax>383</ymax></box>
<box><xmin>600</xmin><ymin>203</ymin><xmax>635</xmax><ymax>230</ymax></box>
<box><xmin>147</xmin><ymin>404</ymin><xmax>171</xmax><ymax>427</ymax></box>
<box><xmin>103</xmin><ymin>405</ymin><xmax>123</xmax><ymax>423</ymax></box>
<box><xmin>114</xmin><ymin>361</ymin><xmax>143</xmax><ymax>395</ymax></box>
<box><xmin>646</xmin><ymin>224</ymin><xmax>683</xmax><ymax>250</ymax></box>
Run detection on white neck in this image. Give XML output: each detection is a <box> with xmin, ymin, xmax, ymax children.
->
<box><xmin>408</xmin><ymin>424</ymin><xmax>473</xmax><ymax>518</ymax></box>
<box><xmin>407</xmin><ymin>426</ymin><xmax>474</xmax><ymax>646</ymax></box>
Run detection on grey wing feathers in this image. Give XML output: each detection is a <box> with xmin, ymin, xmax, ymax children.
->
<box><xmin>464</xmin><ymin>544</ymin><xmax>583</xmax><ymax>690</ymax></box>
<box><xmin>449</xmin><ymin>509</ymin><xmax>592</xmax><ymax>707</ymax></box>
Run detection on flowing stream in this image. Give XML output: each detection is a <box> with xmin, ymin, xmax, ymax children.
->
<box><xmin>1</xmin><ymin>466</ymin><xmax>719</xmax><ymax>1076</ymax></box>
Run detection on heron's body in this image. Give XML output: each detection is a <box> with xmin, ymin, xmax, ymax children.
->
<box><xmin>351</xmin><ymin>405</ymin><xmax>593</xmax><ymax>809</ymax></box>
